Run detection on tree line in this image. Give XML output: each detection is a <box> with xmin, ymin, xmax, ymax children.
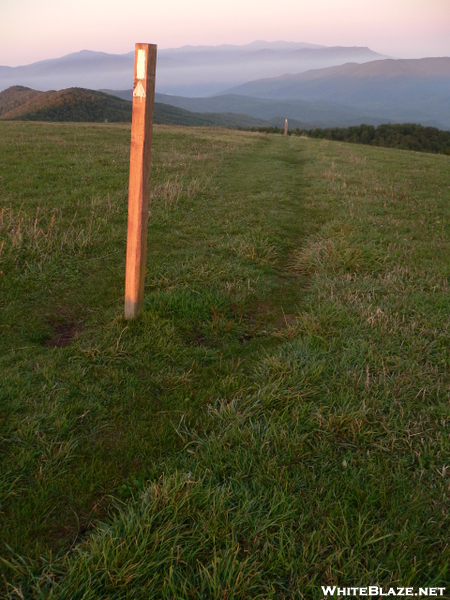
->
<box><xmin>244</xmin><ymin>123</ymin><xmax>450</xmax><ymax>155</ymax></box>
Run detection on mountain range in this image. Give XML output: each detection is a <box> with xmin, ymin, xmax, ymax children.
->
<box><xmin>0</xmin><ymin>42</ymin><xmax>387</xmax><ymax>96</ymax></box>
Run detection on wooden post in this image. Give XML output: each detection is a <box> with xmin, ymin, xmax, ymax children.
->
<box><xmin>124</xmin><ymin>43</ymin><xmax>157</xmax><ymax>320</ymax></box>
<box><xmin>284</xmin><ymin>118</ymin><xmax>288</xmax><ymax>136</ymax></box>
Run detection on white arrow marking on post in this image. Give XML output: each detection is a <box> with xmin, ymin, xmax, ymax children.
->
<box><xmin>133</xmin><ymin>81</ymin><xmax>146</xmax><ymax>99</ymax></box>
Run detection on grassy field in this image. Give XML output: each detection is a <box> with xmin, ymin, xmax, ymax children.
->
<box><xmin>1</xmin><ymin>122</ymin><xmax>450</xmax><ymax>597</ymax></box>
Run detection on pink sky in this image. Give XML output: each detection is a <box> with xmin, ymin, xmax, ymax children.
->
<box><xmin>1</xmin><ymin>0</ymin><xmax>449</xmax><ymax>66</ymax></box>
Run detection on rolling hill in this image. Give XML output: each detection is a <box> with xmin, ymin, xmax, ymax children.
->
<box><xmin>0</xmin><ymin>86</ymin><xmax>132</xmax><ymax>122</ymax></box>
<box><xmin>0</xmin><ymin>86</ymin><xmax>277</xmax><ymax>128</ymax></box>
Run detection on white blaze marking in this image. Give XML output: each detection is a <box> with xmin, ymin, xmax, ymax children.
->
<box><xmin>136</xmin><ymin>49</ymin><xmax>146</xmax><ymax>79</ymax></box>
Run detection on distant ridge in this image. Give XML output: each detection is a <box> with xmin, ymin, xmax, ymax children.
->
<box><xmin>222</xmin><ymin>58</ymin><xmax>450</xmax><ymax>129</ymax></box>
<box><xmin>225</xmin><ymin>58</ymin><xmax>450</xmax><ymax>97</ymax></box>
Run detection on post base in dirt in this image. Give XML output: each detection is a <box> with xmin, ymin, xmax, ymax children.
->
<box><xmin>124</xmin><ymin>43</ymin><xmax>157</xmax><ymax>320</ymax></box>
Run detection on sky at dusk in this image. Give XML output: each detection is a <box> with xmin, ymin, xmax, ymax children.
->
<box><xmin>1</xmin><ymin>0</ymin><xmax>449</xmax><ymax>66</ymax></box>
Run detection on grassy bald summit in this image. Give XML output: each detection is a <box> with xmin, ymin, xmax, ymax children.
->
<box><xmin>1</xmin><ymin>121</ymin><xmax>449</xmax><ymax>597</ymax></box>
<box><xmin>0</xmin><ymin>85</ymin><xmax>268</xmax><ymax>127</ymax></box>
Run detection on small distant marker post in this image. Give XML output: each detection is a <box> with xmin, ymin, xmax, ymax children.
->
<box><xmin>124</xmin><ymin>43</ymin><xmax>157</xmax><ymax>320</ymax></box>
<box><xmin>284</xmin><ymin>118</ymin><xmax>288</xmax><ymax>136</ymax></box>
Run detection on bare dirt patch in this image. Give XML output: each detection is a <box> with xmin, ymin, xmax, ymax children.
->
<box><xmin>45</xmin><ymin>320</ymin><xmax>80</xmax><ymax>348</ymax></box>
<box><xmin>45</xmin><ymin>309</ymin><xmax>82</xmax><ymax>348</ymax></box>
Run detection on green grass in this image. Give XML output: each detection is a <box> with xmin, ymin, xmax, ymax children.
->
<box><xmin>1</xmin><ymin>122</ymin><xmax>450</xmax><ymax>598</ymax></box>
